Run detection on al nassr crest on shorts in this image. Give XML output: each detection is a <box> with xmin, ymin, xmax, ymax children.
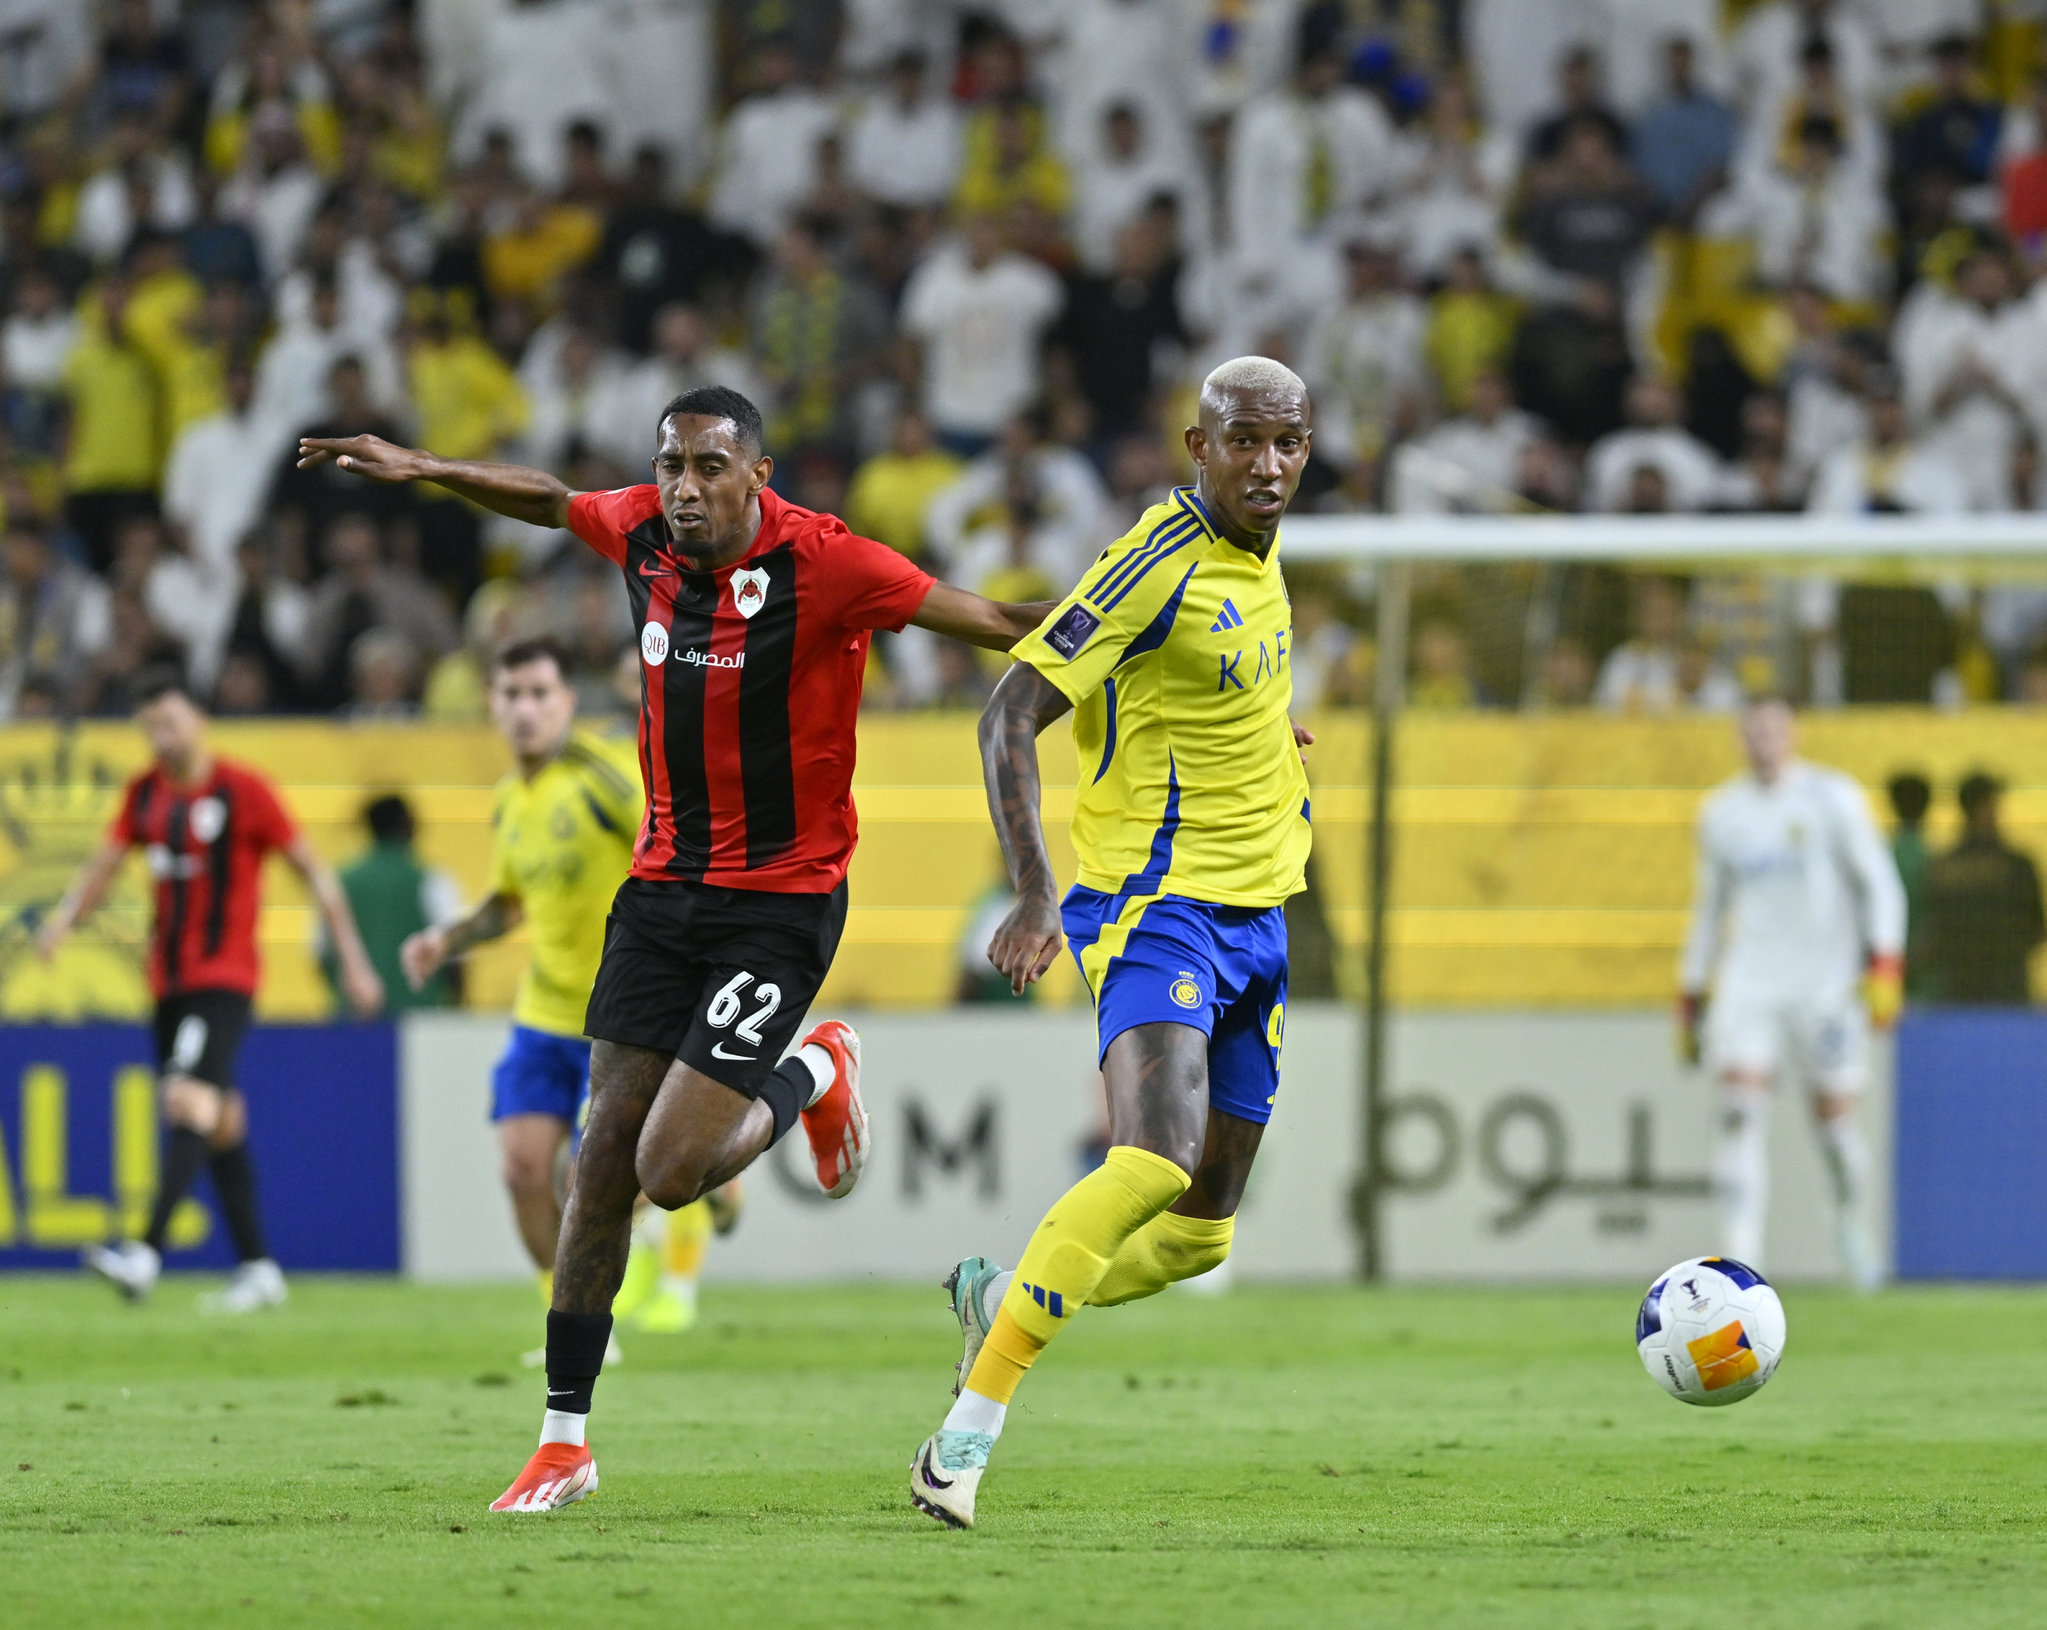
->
<box><xmin>731</xmin><ymin>566</ymin><xmax>770</xmax><ymax>620</ymax></box>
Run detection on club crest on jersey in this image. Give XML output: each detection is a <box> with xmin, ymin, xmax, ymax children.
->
<box><xmin>731</xmin><ymin>566</ymin><xmax>770</xmax><ymax>620</ymax></box>
<box><xmin>641</xmin><ymin>622</ymin><xmax>670</xmax><ymax>665</ymax></box>
<box><xmin>1169</xmin><ymin>972</ymin><xmax>1203</xmax><ymax>1009</ymax></box>
<box><xmin>188</xmin><ymin>796</ymin><xmax>226</xmax><ymax>844</ymax></box>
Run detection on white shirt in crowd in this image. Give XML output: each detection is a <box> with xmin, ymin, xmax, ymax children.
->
<box><xmin>1228</xmin><ymin>86</ymin><xmax>1396</xmax><ymax>269</ymax></box>
<box><xmin>255</xmin><ymin>309</ymin><xmax>405</xmax><ymax>433</ymax></box>
<box><xmin>1701</xmin><ymin>162</ymin><xmax>1888</xmax><ymax>306</ymax></box>
<box><xmin>1047</xmin><ymin>0</ymin><xmax>1202</xmax><ymax>164</ymax></box>
<box><xmin>73</xmin><ymin>152</ymin><xmax>197</xmax><ymax>266</ymax></box>
<box><xmin>1071</xmin><ymin>136</ymin><xmax>1203</xmax><ymax>274</ymax></box>
<box><xmin>1894</xmin><ymin>285</ymin><xmax>2043</xmax><ymax>513</ymax></box>
<box><xmin>844</xmin><ymin>87</ymin><xmax>962</xmax><ymax>209</ymax></box>
<box><xmin>1805</xmin><ymin>438</ymin><xmax>1969</xmax><ymax>516</ymax></box>
<box><xmin>220</xmin><ymin>159</ymin><xmax>325</xmax><ymax>287</ymax></box>
<box><xmin>708</xmin><ymin>83</ymin><xmax>840</xmax><ymax>249</ymax></box>
<box><xmin>1586</xmin><ymin>424</ymin><xmax>1724</xmax><ymax>512</ymax></box>
<box><xmin>1593</xmin><ymin>642</ymin><xmax>1744</xmax><ymax>714</ymax></box>
<box><xmin>1729</xmin><ymin>1</ymin><xmax>1881</xmax><ymax>120</ymax></box>
<box><xmin>1390</xmin><ymin>406</ymin><xmax>1539</xmax><ymax>512</ymax></box>
<box><xmin>924</xmin><ymin>444</ymin><xmax>1109</xmax><ymax>589</ymax></box>
<box><xmin>1463</xmin><ymin>0</ymin><xmax>1590</xmax><ymax>135</ymax></box>
<box><xmin>162</xmin><ymin>405</ymin><xmax>295</xmax><ymax>574</ymax></box>
<box><xmin>2</xmin><ymin>304</ymin><xmax>76</xmax><ymax>390</ymax></box>
<box><xmin>587</xmin><ymin>344</ymin><xmax>765</xmax><ymax>474</ymax></box>
<box><xmin>899</xmin><ymin>240</ymin><xmax>1064</xmax><ymax>437</ymax></box>
<box><xmin>1681</xmin><ymin>759</ymin><xmax>1906</xmax><ymax>1001</ymax></box>
<box><xmin>1300</xmin><ymin>285</ymin><xmax>1428</xmax><ymax>466</ymax></box>
<box><xmin>451</xmin><ymin>0</ymin><xmax>609</xmax><ymax>187</ymax></box>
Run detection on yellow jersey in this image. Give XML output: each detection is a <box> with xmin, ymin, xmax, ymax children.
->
<box><xmin>491</xmin><ymin>732</ymin><xmax>642</xmax><ymax>1035</ymax></box>
<box><xmin>1015</xmin><ymin>487</ymin><xmax>1311</xmax><ymax>909</ymax></box>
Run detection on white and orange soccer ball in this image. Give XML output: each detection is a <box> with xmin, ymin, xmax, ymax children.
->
<box><xmin>1635</xmin><ymin>1257</ymin><xmax>1787</xmax><ymax>1407</ymax></box>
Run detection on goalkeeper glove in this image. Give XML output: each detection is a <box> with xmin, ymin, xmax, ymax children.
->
<box><xmin>1864</xmin><ymin>954</ymin><xmax>1904</xmax><ymax>1030</ymax></box>
<box><xmin>1676</xmin><ymin>991</ymin><xmax>1705</xmax><ymax>1065</ymax></box>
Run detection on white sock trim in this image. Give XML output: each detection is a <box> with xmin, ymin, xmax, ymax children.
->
<box><xmin>796</xmin><ymin>1043</ymin><xmax>835</xmax><ymax>1108</ymax></box>
<box><xmin>944</xmin><ymin>1388</ymin><xmax>1006</xmax><ymax>1438</ymax></box>
<box><xmin>984</xmin><ymin>1269</ymin><xmax>1013</xmax><ymax>1323</ymax></box>
<box><xmin>540</xmin><ymin>1409</ymin><xmax>587</xmax><ymax>1448</ymax></box>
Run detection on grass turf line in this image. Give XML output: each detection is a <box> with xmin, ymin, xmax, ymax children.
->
<box><xmin>2</xmin><ymin>1275</ymin><xmax>2044</xmax><ymax>1629</ymax></box>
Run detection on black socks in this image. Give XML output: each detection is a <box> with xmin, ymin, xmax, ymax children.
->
<box><xmin>144</xmin><ymin>1127</ymin><xmax>211</xmax><ymax>1253</ymax></box>
<box><xmin>208</xmin><ymin>1143</ymin><xmax>268</xmax><ymax>1262</ymax></box>
<box><xmin>544</xmin><ymin>1310</ymin><xmax>614</xmax><ymax>1415</ymax></box>
<box><xmin>755</xmin><ymin>1057</ymin><xmax>814</xmax><ymax>1146</ymax></box>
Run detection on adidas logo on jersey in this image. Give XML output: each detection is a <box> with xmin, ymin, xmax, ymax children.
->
<box><xmin>1210</xmin><ymin>599</ymin><xmax>1245</xmax><ymax>632</ymax></box>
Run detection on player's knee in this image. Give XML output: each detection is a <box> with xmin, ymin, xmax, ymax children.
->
<box><xmin>634</xmin><ymin>1148</ymin><xmax>708</xmax><ymax>1211</ymax></box>
<box><xmin>160</xmin><ymin>1075</ymin><xmax>221</xmax><ymax>1134</ymax></box>
<box><xmin>502</xmin><ymin>1146</ymin><xmax>557</xmax><ymax>1196</ymax></box>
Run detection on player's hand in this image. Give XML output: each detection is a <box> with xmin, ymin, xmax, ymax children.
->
<box><xmin>342</xmin><ymin>956</ymin><xmax>386</xmax><ymax>1018</ymax></box>
<box><xmin>399</xmin><ymin>926</ymin><xmax>447</xmax><ymax>990</ymax></box>
<box><xmin>1291</xmin><ymin>720</ymin><xmax>1315</xmax><ymax>750</ymax></box>
<box><xmin>1676</xmin><ymin>991</ymin><xmax>1704</xmax><ymax>1066</ymax></box>
<box><xmin>988</xmin><ymin>889</ymin><xmax>1065</xmax><ymax>995</ymax></box>
<box><xmin>32</xmin><ymin>917</ymin><xmax>67</xmax><ymax>962</ymax></box>
<box><xmin>1864</xmin><ymin>954</ymin><xmax>1904</xmax><ymax>1031</ymax></box>
<box><xmin>296</xmin><ymin>433</ymin><xmax>434</xmax><ymax>483</ymax></box>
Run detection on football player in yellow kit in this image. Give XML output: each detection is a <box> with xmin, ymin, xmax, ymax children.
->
<box><xmin>911</xmin><ymin>359</ymin><xmax>1316</xmax><ymax>1527</ymax></box>
<box><xmin>401</xmin><ymin>638</ymin><xmax>735</xmax><ymax>1342</ymax></box>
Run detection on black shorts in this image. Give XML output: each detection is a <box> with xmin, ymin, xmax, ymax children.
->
<box><xmin>584</xmin><ymin>877</ymin><xmax>848</xmax><ymax>1095</ymax></box>
<box><xmin>153</xmin><ymin>990</ymin><xmax>254</xmax><ymax>1091</ymax></box>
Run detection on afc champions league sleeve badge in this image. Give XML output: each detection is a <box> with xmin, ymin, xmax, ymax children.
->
<box><xmin>641</xmin><ymin>622</ymin><xmax>670</xmax><ymax>665</ymax></box>
<box><xmin>731</xmin><ymin>565</ymin><xmax>771</xmax><ymax>620</ymax></box>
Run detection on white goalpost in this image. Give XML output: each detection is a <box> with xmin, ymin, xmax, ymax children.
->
<box><xmin>1284</xmin><ymin>510</ymin><xmax>2047</xmax><ymax>1276</ymax></box>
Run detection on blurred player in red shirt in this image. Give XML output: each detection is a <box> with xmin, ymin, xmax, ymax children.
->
<box><xmin>299</xmin><ymin>384</ymin><xmax>1049</xmax><ymax>1513</ymax></box>
<box><xmin>37</xmin><ymin>670</ymin><xmax>384</xmax><ymax>1311</ymax></box>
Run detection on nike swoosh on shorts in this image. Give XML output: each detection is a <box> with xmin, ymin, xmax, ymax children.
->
<box><xmin>711</xmin><ymin>1042</ymin><xmax>756</xmax><ymax>1061</ymax></box>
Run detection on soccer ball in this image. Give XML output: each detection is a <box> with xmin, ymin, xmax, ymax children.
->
<box><xmin>1635</xmin><ymin>1257</ymin><xmax>1786</xmax><ymax>1407</ymax></box>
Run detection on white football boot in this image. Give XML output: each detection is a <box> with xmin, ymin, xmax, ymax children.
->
<box><xmin>909</xmin><ymin>1429</ymin><xmax>993</xmax><ymax>1529</ymax></box>
<box><xmin>197</xmin><ymin>1258</ymin><xmax>287</xmax><ymax>1314</ymax></box>
<box><xmin>944</xmin><ymin>1256</ymin><xmax>1004</xmax><ymax>1397</ymax></box>
<box><xmin>83</xmin><ymin>1240</ymin><xmax>160</xmax><ymax>1301</ymax></box>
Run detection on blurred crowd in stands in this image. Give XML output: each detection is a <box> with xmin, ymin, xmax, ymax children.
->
<box><xmin>9</xmin><ymin>0</ymin><xmax>2047</xmax><ymax>722</ymax></box>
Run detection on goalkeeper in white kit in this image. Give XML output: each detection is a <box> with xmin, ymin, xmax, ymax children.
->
<box><xmin>1678</xmin><ymin>697</ymin><xmax>1905</xmax><ymax>1290</ymax></box>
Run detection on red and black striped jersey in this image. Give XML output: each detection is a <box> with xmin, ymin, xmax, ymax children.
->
<box><xmin>109</xmin><ymin>757</ymin><xmax>300</xmax><ymax>998</ymax></box>
<box><xmin>568</xmin><ymin>484</ymin><xmax>935</xmax><ymax>893</ymax></box>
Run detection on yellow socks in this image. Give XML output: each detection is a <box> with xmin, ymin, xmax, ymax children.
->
<box><xmin>1088</xmin><ymin>1211</ymin><xmax>1235</xmax><ymax>1306</ymax></box>
<box><xmin>966</xmin><ymin>1146</ymin><xmax>1189</xmax><ymax>1404</ymax></box>
<box><xmin>664</xmin><ymin>1200</ymin><xmax>711</xmax><ymax>1281</ymax></box>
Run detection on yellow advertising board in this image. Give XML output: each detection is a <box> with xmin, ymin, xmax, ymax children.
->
<box><xmin>0</xmin><ymin>710</ymin><xmax>2041</xmax><ymax>1018</ymax></box>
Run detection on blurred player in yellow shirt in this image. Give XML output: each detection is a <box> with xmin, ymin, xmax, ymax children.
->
<box><xmin>401</xmin><ymin>637</ymin><xmax>734</xmax><ymax>1340</ymax></box>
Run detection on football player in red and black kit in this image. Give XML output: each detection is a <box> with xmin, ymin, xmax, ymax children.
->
<box><xmin>298</xmin><ymin>385</ymin><xmax>1052</xmax><ymax>1512</ymax></box>
<box><xmin>37</xmin><ymin>671</ymin><xmax>385</xmax><ymax>1311</ymax></box>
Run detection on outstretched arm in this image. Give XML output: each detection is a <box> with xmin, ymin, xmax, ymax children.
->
<box><xmin>297</xmin><ymin>434</ymin><xmax>572</xmax><ymax>530</ymax></box>
<box><xmin>284</xmin><ymin>835</ymin><xmax>385</xmax><ymax>1017</ymax></box>
<box><xmin>911</xmin><ymin>581</ymin><xmax>1058</xmax><ymax>652</ymax></box>
<box><xmin>978</xmin><ymin>663</ymin><xmax>1074</xmax><ymax>993</ymax></box>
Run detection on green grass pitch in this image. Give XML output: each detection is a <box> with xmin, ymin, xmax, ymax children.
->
<box><xmin>3</xmin><ymin>1274</ymin><xmax>2044</xmax><ymax>1628</ymax></box>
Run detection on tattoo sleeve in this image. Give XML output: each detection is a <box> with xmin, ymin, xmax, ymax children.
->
<box><xmin>977</xmin><ymin>664</ymin><xmax>1074</xmax><ymax>901</ymax></box>
<box><xmin>441</xmin><ymin>894</ymin><xmax>519</xmax><ymax>958</ymax></box>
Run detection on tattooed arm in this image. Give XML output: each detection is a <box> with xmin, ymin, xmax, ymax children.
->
<box><xmin>399</xmin><ymin>893</ymin><xmax>524</xmax><ymax>990</ymax></box>
<box><xmin>978</xmin><ymin>663</ymin><xmax>1075</xmax><ymax>994</ymax></box>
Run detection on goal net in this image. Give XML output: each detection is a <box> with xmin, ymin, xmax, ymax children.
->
<box><xmin>1275</xmin><ymin>513</ymin><xmax>2047</xmax><ymax>1278</ymax></box>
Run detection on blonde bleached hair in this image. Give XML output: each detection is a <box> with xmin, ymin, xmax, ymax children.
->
<box><xmin>1199</xmin><ymin>356</ymin><xmax>1309</xmax><ymax>417</ymax></box>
